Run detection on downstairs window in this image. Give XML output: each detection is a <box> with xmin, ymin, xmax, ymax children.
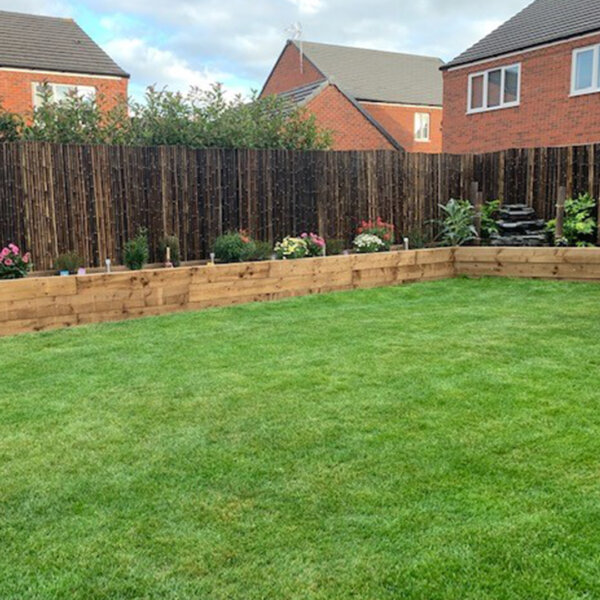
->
<box><xmin>33</xmin><ymin>83</ymin><xmax>96</xmax><ymax>107</ymax></box>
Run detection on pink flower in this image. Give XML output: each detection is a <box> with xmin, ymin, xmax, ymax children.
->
<box><xmin>0</xmin><ymin>247</ymin><xmax>9</xmax><ymax>258</ymax></box>
<box><xmin>8</xmin><ymin>243</ymin><xmax>19</xmax><ymax>255</ymax></box>
<box><xmin>4</xmin><ymin>258</ymin><xmax>13</xmax><ymax>266</ymax></box>
<box><xmin>23</xmin><ymin>253</ymin><xmax>30</xmax><ymax>264</ymax></box>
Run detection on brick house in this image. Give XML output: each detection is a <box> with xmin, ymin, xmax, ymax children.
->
<box><xmin>442</xmin><ymin>0</ymin><xmax>600</xmax><ymax>154</ymax></box>
<box><xmin>0</xmin><ymin>10</ymin><xmax>128</xmax><ymax>115</ymax></box>
<box><xmin>261</xmin><ymin>40</ymin><xmax>443</xmax><ymax>152</ymax></box>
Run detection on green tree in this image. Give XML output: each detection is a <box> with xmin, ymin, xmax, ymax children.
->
<box><xmin>1</xmin><ymin>82</ymin><xmax>332</xmax><ymax>150</ymax></box>
<box><xmin>0</xmin><ymin>105</ymin><xmax>23</xmax><ymax>142</ymax></box>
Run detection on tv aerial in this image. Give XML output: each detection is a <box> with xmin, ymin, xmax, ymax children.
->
<box><xmin>285</xmin><ymin>22</ymin><xmax>304</xmax><ymax>73</ymax></box>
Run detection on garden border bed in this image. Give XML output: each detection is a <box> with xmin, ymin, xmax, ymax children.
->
<box><xmin>2</xmin><ymin>247</ymin><xmax>600</xmax><ymax>336</ymax></box>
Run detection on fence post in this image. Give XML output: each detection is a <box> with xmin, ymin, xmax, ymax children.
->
<box><xmin>470</xmin><ymin>181</ymin><xmax>481</xmax><ymax>245</ymax></box>
<box><xmin>597</xmin><ymin>198</ymin><xmax>600</xmax><ymax>247</ymax></box>
<box><xmin>474</xmin><ymin>191</ymin><xmax>484</xmax><ymax>245</ymax></box>
<box><xmin>555</xmin><ymin>186</ymin><xmax>566</xmax><ymax>242</ymax></box>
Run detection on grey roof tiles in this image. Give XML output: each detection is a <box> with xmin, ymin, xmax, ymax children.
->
<box><xmin>294</xmin><ymin>40</ymin><xmax>443</xmax><ymax>106</ymax></box>
<box><xmin>444</xmin><ymin>0</ymin><xmax>600</xmax><ymax>69</ymax></box>
<box><xmin>0</xmin><ymin>10</ymin><xmax>128</xmax><ymax>77</ymax></box>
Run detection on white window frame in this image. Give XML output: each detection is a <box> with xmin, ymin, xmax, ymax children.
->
<box><xmin>32</xmin><ymin>82</ymin><xmax>96</xmax><ymax>107</ymax></box>
<box><xmin>467</xmin><ymin>63</ymin><xmax>521</xmax><ymax>114</ymax></box>
<box><xmin>414</xmin><ymin>112</ymin><xmax>430</xmax><ymax>142</ymax></box>
<box><xmin>571</xmin><ymin>44</ymin><xmax>600</xmax><ymax>96</ymax></box>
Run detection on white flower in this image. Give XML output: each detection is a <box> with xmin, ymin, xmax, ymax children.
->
<box><xmin>353</xmin><ymin>234</ymin><xmax>385</xmax><ymax>252</ymax></box>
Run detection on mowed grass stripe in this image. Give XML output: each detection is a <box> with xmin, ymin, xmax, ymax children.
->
<box><xmin>1</xmin><ymin>277</ymin><xmax>600</xmax><ymax>599</ymax></box>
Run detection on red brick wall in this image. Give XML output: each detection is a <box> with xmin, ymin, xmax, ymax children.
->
<box><xmin>306</xmin><ymin>85</ymin><xmax>395</xmax><ymax>150</ymax></box>
<box><xmin>261</xmin><ymin>42</ymin><xmax>325</xmax><ymax>96</ymax></box>
<box><xmin>361</xmin><ymin>102</ymin><xmax>443</xmax><ymax>153</ymax></box>
<box><xmin>443</xmin><ymin>33</ymin><xmax>600</xmax><ymax>154</ymax></box>
<box><xmin>0</xmin><ymin>69</ymin><xmax>128</xmax><ymax>115</ymax></box>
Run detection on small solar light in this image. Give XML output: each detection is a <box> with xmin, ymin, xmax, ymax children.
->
<box><xmin>165</xmin><ymin>246</ymin><xmax>173</xmax><ymax>268</ymax></box>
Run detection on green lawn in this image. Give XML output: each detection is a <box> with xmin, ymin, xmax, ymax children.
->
<box><xmin>2</xmin><ymin>277</ymin><xmax>600</xmax><ymax>599</ymax></box>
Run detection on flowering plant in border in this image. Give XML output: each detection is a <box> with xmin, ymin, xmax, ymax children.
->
<box><xmin>0</xmin><ymin>243</ymin><xmax>32</xmax><ymax>279</ymax></box>
<box><xmin>353</xmin><ymin>233</ymin><xmax>385</xmax><ymax>254</ymax></box>
<box><xmin>274</xmin><ymin>236</ymin><xmax>308</xmax><ymax>260</ymax></box>
<box><xmin>213</xmin><ymin>230</ymin><xmax>257</xmax><ymax>263</ymax></box>
<box><xmin>300</xmin><ymin>232</ymin><xmax>326</xmax><ymax>257</ymax></box>
<box><xmin>357</xmin><ymin>217</ymin><xmax>395</xmax><ymax>249</ymax></box>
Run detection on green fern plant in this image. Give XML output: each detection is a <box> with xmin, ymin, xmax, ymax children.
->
<box><xmin>547</xmin><ymin>193</ymin><xmax>597</xmax><ymax>247</ymax></box>
<box><xmin>481</xmin><ymin>200</ymin><xmax>501</xmax><ymax>241</ymax></box>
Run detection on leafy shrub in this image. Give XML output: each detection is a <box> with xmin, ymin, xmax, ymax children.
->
<box><xmin>481</xmin><ymin>200</ymin><xmax>501</xmax><ymax>241</ymax></box>
<box><xmin>0</xmin><ymin>109</ymin><xmax>22</xmax><ymax>142</ymax></box>
<box><xmin>274</xmin><ymin>237</ymin><xmax>308</xmax><ymax>260</ymax></box>
<box><xmin>547</xmin><ymin>193</ymin><xmax>597</xmax><ymax>247</ymax></box>
<box><xmin>250</xmin><ymin>241</ymin><xmax>273</xmax><ymax>261</ymax></box>
<box><xmin>54</xmin><ymin>251</ymin><xmax>83</xmax><ymax>274</ymax></box>
<box><xmin>0</xmin><ymin>243</ymin><xmax>31</xmax><ymax>279</ymax></box>
<box><xmin>159</xmin><ymin>235</ymin><xmax>180</xmax><ymax>266</ymax></box>
<box><xmin>325</xmin><ymin>238</ymin><xmax>345</xmax><ymax>255</ymax></box>
<box><xmin>353</xmin><ymin>233</ymin><xmax>385</xmax><ymax>254</ymax></box>
<box><xmin>0</xmin><ymin>84</ymin><xmax>332</xmax><ymax>150</ymax></box>
<box><xmin>300</xmin><ymin>233</ymin><xmax>326</xmax><ymax>257</ymax></box>
<box><xmin>124</xmin><ymin>228</ymin><xmax>149</xmax><ymax>270</ymax></box>
<box><xmin>437</xmin><ymin>199</ymin><xmax>478</xmax><ymax>246</ymax></box>
<box><xmin>213</xmin><ymin>231</ymin><xmax>256</xmax><ymax>263</ymax></box>
<box><xmin>401</xmin><ymin>228</ymin><xmax>432</xmax><ymax>249</ymax></box>
<box><xmin>357</xmin><ymin>217</ymin><xmax>395</xmax><ymax>249</ymax></box>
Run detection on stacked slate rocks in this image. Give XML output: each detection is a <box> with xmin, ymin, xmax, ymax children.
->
<box><xmin>490</xmin><ymin>204</ymin><xmax>547</xmax><ymax>247</ymax></box>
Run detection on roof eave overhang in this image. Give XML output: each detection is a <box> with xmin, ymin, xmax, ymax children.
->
<box><xmin>0</xmin><ymin>63</ymin><xmax>130</xmax><ymax>78</ymax></box>
<box><xmin>356</xmin><ymin>97</ymin><xmax>443</xmax><ymax>107</ymax></box>
<box><xmin>334</xmin><ymin>85</ymin><xmax>404</xmax><ymax>151</ymax></box>
<box><xmin>441</xmin><ymin>27</ymin><xmax>600</xmax><ymax>72</ymax></box>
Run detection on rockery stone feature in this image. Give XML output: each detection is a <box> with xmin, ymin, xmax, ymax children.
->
<box><xmin>490</xmin><ymin>204</ymin><xmax>547</xmax><ymax>247</ymax></box>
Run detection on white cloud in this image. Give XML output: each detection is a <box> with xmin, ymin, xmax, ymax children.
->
<box><xmin>0</xmin><ymin>0</ymin><xmax>533</xmax><ymax>97</ymax></box>
<box><xmin>0</xmin><ymin>0</ymin><xmax>71</xmax><ymax>15</ymax></box>
<box><xmin>103</xmin><ymin>38</ymin><xmax>248</xmax><ymax>99</ymax></box>
<box><xmin>471</xmin><ymin>18</ymin><xmax>505</xmax><ymax>40</ymax></box>
<box><xmin>287</xmin><ymin>0</ymin><xmax>324</xmax><ymax>15</ymax></box>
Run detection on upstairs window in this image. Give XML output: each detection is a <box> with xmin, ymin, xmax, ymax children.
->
<box><xmin>414</xmin><ymin>113</ymin><xmax>430</xmax><ymax>141</ymax></box>
<box><xmin>468</xmin><ymin>64</ymin><xmax>521</xmax><ymax>113</ymax></box>
<box><xmin>33</xmin><ymin>83</ymin><xmax>96</xmax><ymax>108</ymax></box>
<box><xmin>572</xmin><ymin>45</ymin><xmax>600</xmax><ymax>95</ymax></box>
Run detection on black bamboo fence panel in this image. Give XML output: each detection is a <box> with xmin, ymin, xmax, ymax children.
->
<box><xmin>1</xmin><ymin>142</ymin><xmax>598</xmax><ymax>270</ymax></box>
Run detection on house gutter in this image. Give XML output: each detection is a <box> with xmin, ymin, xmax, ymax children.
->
<box><xmin>442</xmin><ymin>28</ymin><xmax>600</xmax><ymax>72</ymax></box>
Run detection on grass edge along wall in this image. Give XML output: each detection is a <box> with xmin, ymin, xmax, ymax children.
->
<box><xmin>4</xmin><ymin>246</ymin><xmax>600</xmax><ymax>336</ymax></box>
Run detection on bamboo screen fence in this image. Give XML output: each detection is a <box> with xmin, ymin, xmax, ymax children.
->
<box><xmin>0</xmin><ymin>142</ymin><xmax>598</xmax><ymax>270</ymax></box>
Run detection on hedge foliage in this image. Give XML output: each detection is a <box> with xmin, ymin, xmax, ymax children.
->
<box><xmin>0</xmin><ymin>83</ymin><xmax>332</xmax><ymax>150</ymax></box>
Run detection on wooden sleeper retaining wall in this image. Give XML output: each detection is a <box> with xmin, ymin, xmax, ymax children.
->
<box><xmin>3</xmin><ymin>247</ymin><xmax>600</xmax><ymax>337</ymax></box>
<box><xmin>0</xmin><ymin>249</ymin><xmax>454</xmax><ymax>336</ymax></box>
<box><xmin>454</xmin><ymin>247</ymin><xmax>600</xmax><ymax>281</ymax></box>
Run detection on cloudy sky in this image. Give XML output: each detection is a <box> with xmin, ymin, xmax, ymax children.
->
<box><xmin>5</xmin><ymin>0</ymin><xmax>529</xmax><ymax>100</ymax></box>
